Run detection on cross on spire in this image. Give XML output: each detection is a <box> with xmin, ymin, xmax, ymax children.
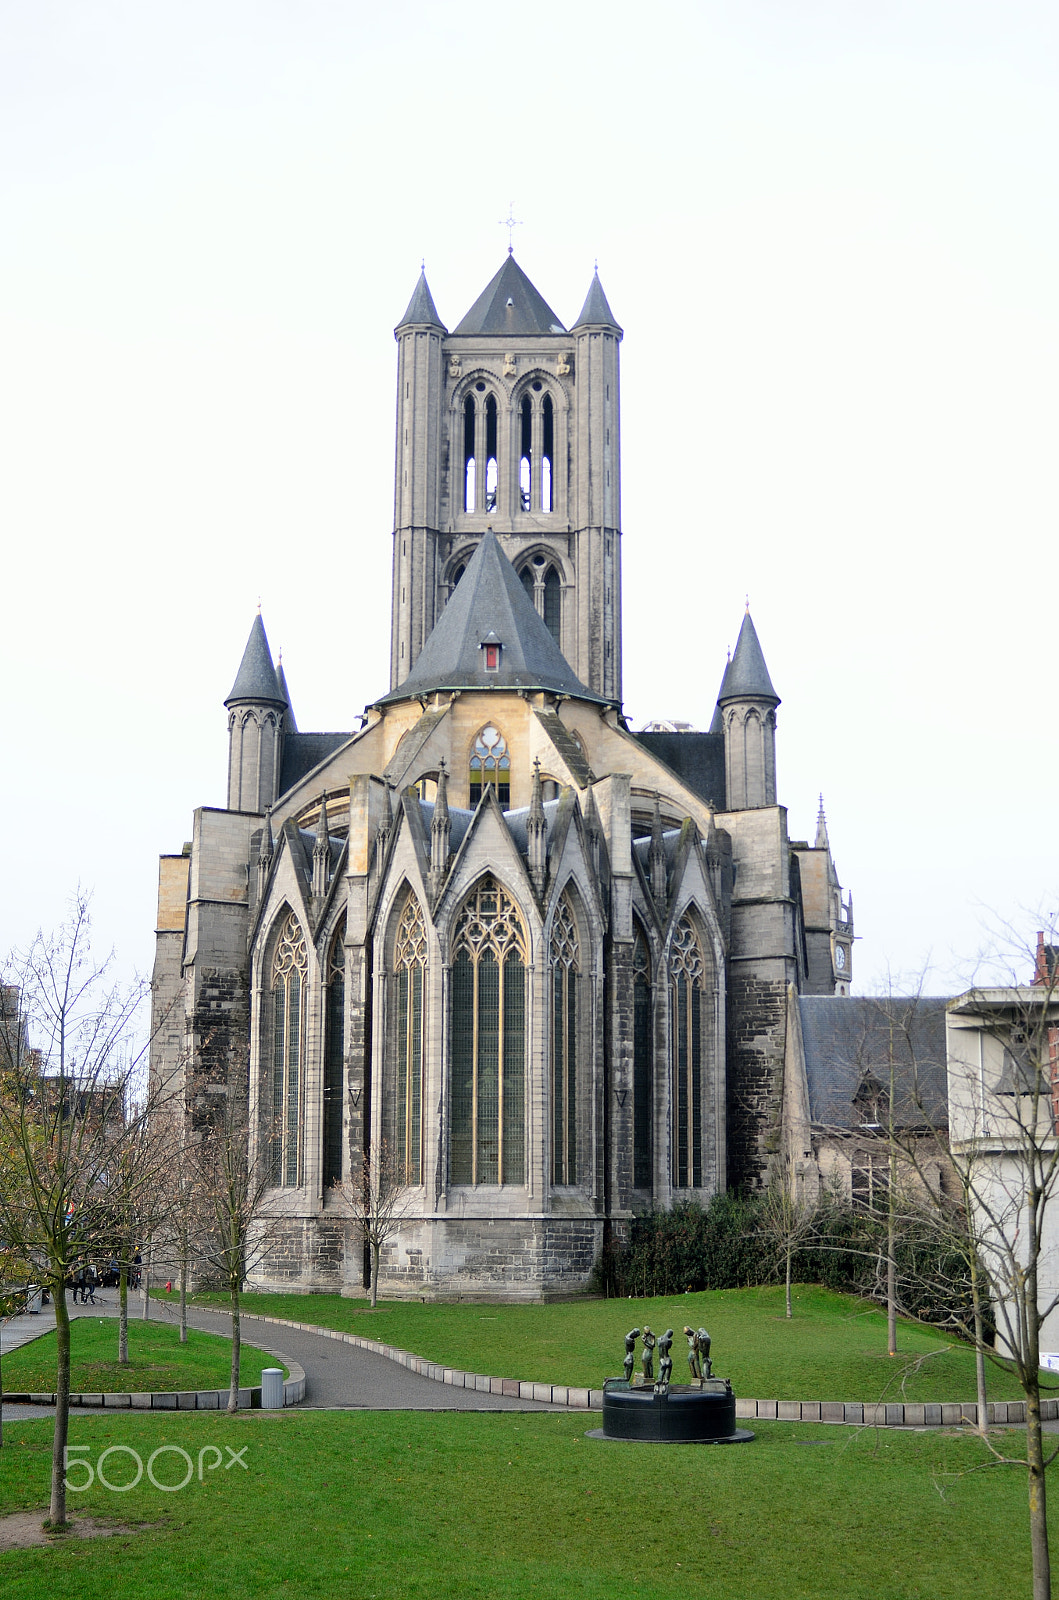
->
<box><xmin>499</xmin><ymin>202</ymin><xmax>522</xmax><ymax>255</ymax></box>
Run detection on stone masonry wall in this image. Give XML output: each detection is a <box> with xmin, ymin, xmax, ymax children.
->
<box><xmin>725</xmin><ymin>972</ymin><xmax>788</xmax><ymax>1191</ymax></box>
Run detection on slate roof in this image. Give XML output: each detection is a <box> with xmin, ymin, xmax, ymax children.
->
<box><xmin>572</xmin><ymin>272</ymin><xmax>622</xmax><ymax>333</ymax></box>
<box><xmin>718</xmin><ymin>611</ymin><xmax>779</xmax><ymax>705</ymax></box>
<box><xmin>453</xmin><ymin>257</ymin><xmax>566</xmax><ymax>337</ymax></box>
<box><xmin>799</xmin><ymin>996</ymin><xmax>950</xmax><ymax>1130</ymax></box>
<box><xmin>278</xmin><ymin>733</ymin><xmax>353</xmax><ymax>797</ymax></box>
<box><xmin>225</xmin><ymin>614</ymin><xmax>285</xmax><ymax>707</ymax></box>
<box><xmin>633</xmin><ymin>730</ymin><xmax>726</xmax><ymax>810</ymax></box>
<box><xmin>374</xmin><ymin>529</ymin><xmax>614</xmax><ymax>707</ymax></box>
<box><xmin>396</xmin><ymin>270</ymin><xmax>446</xmax><ymax>332</ymax></box>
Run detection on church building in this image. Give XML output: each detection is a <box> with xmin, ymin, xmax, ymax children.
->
<box><xmin>150</xmin><ymin>254</ymin><xmax>854</xmax><ymax>1299</ymax></box>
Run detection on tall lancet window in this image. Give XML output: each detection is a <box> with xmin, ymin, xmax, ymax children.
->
<box><xmin>519</xmin><ymin>394</ymin><xmax>532</xmax><ymax>510</ymax></box>
<box><xmin>633</xmin><ymin>926</ymin><xmax>653</xmax><ymax>1191</ymax></box>
<box><xmin>463</xmin><ymin>395</ymin><xmax>476</xmax><ymax>512</ymax></box>
<box><xmin>550</xmin><ymin>895</ymin><xmax>581</xmax><ymax>1186</ymax></box>
<box><xmin>386</xmin><ymin>894</ymin><xmax>427</xmax><ymax>1185</ymax></box>
<box><xmin>322</xmin><ymin>923</ymin><xmax>345</xmax><ymax>1188</ymax></box>
<box><xmin>268</xmin><ymin>911</ymin><xmax>307</xmax><ymax>1187</ymax></box>
<box><xmin>669</xmin><ymin>916</ymin><xmax>705</xmax><ymax>1189</ymax></box>
<box><xmin>484</xmin><ymin>394</ymin><xmax>498</xmax><ymax>512</ymax></box>
<box><xmin>451</xmin><ymin>877</ymin><xmax>527</xmax><ymax>1186</ymax></box>
<box><xmin>541</xmin><ymin>393</ymin><xmax>554</xmax><ymax>513</ymax></box>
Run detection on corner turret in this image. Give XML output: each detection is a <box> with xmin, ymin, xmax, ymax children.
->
<box><xmin>224</xmin><ymin>612</ymin><xmax>286</xmax><ymax>813</ymax></box>
<box><xmin>717</xmin><ymin>610</ymin><xmax>780</xmax><ymax>809</ymax></box>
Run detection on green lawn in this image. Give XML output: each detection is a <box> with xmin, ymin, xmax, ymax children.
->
<box><xmin>1</xmin><ymin>1318</ymin><xmax>285</xmax><ymax>1395</ymax></box>
<box><xmin>0</xmin><ymin>1408</ymin><xmax>1050</xmax><ymax>1599</ymax></box>
<box><xmin>154</xmin><ymin>1283</ymin><xmax>1040</xmax><ymax>1404</ymax></box>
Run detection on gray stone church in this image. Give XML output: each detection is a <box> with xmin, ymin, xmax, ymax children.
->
<box><xmin>150</xmin><ymin>254</ymin><xmax>854</xmax><ymax>1299</ymax></box>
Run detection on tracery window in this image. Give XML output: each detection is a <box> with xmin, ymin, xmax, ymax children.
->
<box><xmin>268</xmin><ymin>912</ymin><xmax>307</xmax><ymax>1187</ymax></box>
<box><xmin>322</xmin><ymin>923</ymin><xmax>345</xmax><ymax>1188</ymax></box>
<box><xmin>551</xmin><ymin>895</ymin><xmax>581</xmax><ymax>1186</ymax></box>
<box><xmin>451</xmin><ymin>877</ymin><xmax>527</xmax><ymax>1186</ymax></box>
<box><xmin>518</xmin><ymin>384</ymin><xmax>555</xmax><ymax>514</ymax></box>
<box><xmin>669</xmin><ymin>916</ymin><xmax>705</xmax><ymax>1189</ymax></box>
<box><xmin>463</xmin><ymin>388</ymin><xmax>499</xmax><ymax>513</ymax></box>
<box><xmin>518</xmin><ymin>559</ymin><xmax>562</xmax><ymax>646</ymax></box>
<box><xmin>633</xmin><ymin>926</ymin><xmax>653</xmax><ymax>1190</ymax></box>
<box><xmin>386</xmin><ymin>894</ymin><xmax>427</xmax><ymax>1184</ymax></box>
<box><xmin>469</xmin><ymin>725</ymin><xmax>510</xmax><ymax>808</ymax></box>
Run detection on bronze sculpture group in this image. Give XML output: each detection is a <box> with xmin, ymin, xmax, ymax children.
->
<box><xmin>621</xmin><ymin>1324</ymin><xmax>713</xmax><ymax>1389</ymax></box>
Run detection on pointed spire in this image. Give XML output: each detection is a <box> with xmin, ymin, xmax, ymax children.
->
<box><xmin>225</xmin><ymin>613</ymin><xmax>285</xmax><ymax>707</ymax></box>
<box><xmin>582</xmin><ymin>783</ymin><xmax>603</xmax><ymax>881</ymax></box>
<box><xmin>257</xmin><ymin>805</ymin><xmax>274</xmax><ymax>898</ymax></box>
<box><xmin>276</xmin><ymin>654</ymin><xmax>297</xmax><ymax>735</ymax></box>
<box><xmin>453</xmin><ymin>257</ymin><xmax>566</xmax><ymax>336</ymax></box>
<box><xmin>572</xmin><ymin>270</ymin><xmax>622</xmax><ymax>333</ymax></box>
<box><xmin>313</xmin><ymin>793</ymin><xmax>330</xmax><ymax>898</ymax></box>
<box><xmin>396</xmin><ymin>269</ymin><xmax>446</xmax><ymax>332</ymax></box>
<box><xmin>649</xmin><ymin>795</ymin><xmax>667</xmax><ymax>910</ymax></box>
<box><xmin>429</xmin><ymin>761</ymin><xmax>451</xmax><ymax>894</ymax></box>
<box><xmin>717</xmin><ymin>610</ymin><xmax>779</xmax><ymax>705</ymax></box>
<box><xmin>815</xmin><ymin>795</ymin><xmax>830</xmax><ymax>851</ymax></box>
<box><xmin>527</xmin><ymin>758</ymin><xmax>547</xmax><ymax>896</ymax></box>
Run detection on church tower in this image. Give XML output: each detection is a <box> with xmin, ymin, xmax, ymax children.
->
<box><xmin>224</xmin><ymin>612</ymin><xmax>287</xmax><ymax>814</ymax></box>
<box><xmin>390</xmin><ymin>256</ymin><xmax>623</xmax><ymax>702</ymax></box>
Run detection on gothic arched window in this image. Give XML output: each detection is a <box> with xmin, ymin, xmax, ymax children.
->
<box><xmin>633</xmin><ymin>925</ymin><xmax>653</xmax><ymax>1191</ymax></box>
<box><xmin>551</xmin><ymin>895</ymin><xmax>581</xmax><ymax>1186</ymax></box>
<box><xmin>268</xmin><ymin>911</ymin><xmax>307</xmax><ymax>1187</ymax></box>
<box><xmin>517</xmin><ymin>559</ymin><xmax>562</xmax><ymax>646</ymax></box>
<box><xmin>669</xmin><ymin>916</ymin><xmax>705</xmax><ymax>1189</ymax></box>
<box><xmin>386</xmin><ymin>894</ymin><xmax>427</xmax><ymax>1185</ymax></box>
<box><xmin>322</xmin><ymin>922</ymin><xmax>345</xmax><ymax>1188</ymax></box>
<box><xmin>469</xmin><ymin>725</ymin><xmax>510</xmax><ymax>808</ymax></box>
<box><xmin>451</xmin><ymin>877</ymin><xmax>527</xmax><ymax>1186</ymax></box>
<box><xmin>463</xmin><ymin>387</ymin><xmax>499</xmax><ymax>514</ymax></box>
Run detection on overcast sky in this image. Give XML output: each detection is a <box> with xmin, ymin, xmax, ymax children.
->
<box><xmin>2</xmin><ymin>1</ymin><xmax>1055</xmax><ymax>1000</ymax></box>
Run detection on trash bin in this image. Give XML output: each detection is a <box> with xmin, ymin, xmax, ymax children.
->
<box><xmin>260</xmin><ymin>1368</ymin><xmax>284</xmax><ymax>1409</ymax></box>
<box><xmin>26</xmin><ymin>1285</ymin><xmax>43</xmax><ymax>1314</ymax></box>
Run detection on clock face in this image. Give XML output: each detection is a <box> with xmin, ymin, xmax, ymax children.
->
<box><xmin>834</xmin><ymin>944</ymin><xmax>847</xmax><ymax>972</ymax></box>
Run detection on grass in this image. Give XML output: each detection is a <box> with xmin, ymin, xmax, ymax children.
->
<box><xmin>0</xmin><ymin>1408</ymin><xmax>1051</xmax><ymax>1598</ymax></box>
<box><xmin>1</xmin><ymin>1319</ymin><xmax>285</xmax><ymax>1395</ymax></box>
<box><xmin>154</xmin><ymin>1283</ymin><xmax>1040</xmax><ymax>1405</ymax></box>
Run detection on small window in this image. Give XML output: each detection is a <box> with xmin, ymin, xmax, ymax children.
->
<box><xmin>469</xmin><ymin>724</ymin><xmax>510</xmax><ymax>808</ymax></box>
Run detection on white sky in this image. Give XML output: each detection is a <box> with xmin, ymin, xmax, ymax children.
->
<box><xmin>2</xmin><ymin>1</ymin><xmax>1056</xmax><ymax>998</ymax></box>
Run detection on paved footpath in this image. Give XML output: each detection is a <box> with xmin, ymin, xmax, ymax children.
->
<box><xmin>2</xmin><ymin>1296</ymin><xmax>561</xmax><ymax>1422</ymax></box>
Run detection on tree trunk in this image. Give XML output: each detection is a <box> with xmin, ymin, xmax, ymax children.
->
<box><xmin>886</xmin><ymin>1220</ymin><xmax>898</xmax><ymax>1356</ymax></box>
<box><xmin>970</xmin><ymin>1258</ymin><xmax>988</xmax><ymax>1437</ymax></box>
<box><xmin>141</xmin><ymin>1249</ymin><xmax>150</xmax><ymax>1320</ymax></box>
<box><xmin>1026</xmin><ymin>1375</ymin><xmax>1051</xmax><ymax>1600</ymax></box>
<box><xmin>118</xmin><ymin>1258</ymin><xmax>129</xmax><ymax>1364</ymax></box>
<box><xmin>785</xmin><ymin>1242</ymin><xmax>793</xmax><ymax>1319</ymax></box>
<box><xmin>179</xmin><ymin>1254</ymin><xmax>188</xmax><ymax>1344</ymax></box>
<box><xmin>370</xmin><ymin>1242</ymin><xmax>380</xmax><ymax>1309</ymax></box>
<box><xmin>49</xmin><ymin>1281</ymin><xmax>71</xmax><ymax>1528</ymax></box>
<box><xmin>228</xmin><ymin>1280</ymin><xmax>241</xmax><ymax>1412</ymax></box>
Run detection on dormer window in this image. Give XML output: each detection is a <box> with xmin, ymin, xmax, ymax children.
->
<box><xmin>481</xmin><ymin>631</ymin><xmax>502</xmax><ymax>672</ymax></box>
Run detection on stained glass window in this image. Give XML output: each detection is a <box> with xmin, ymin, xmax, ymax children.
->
<box><xmin>387</xmin><ymin>894</ymin><xmax>427</xmax><ymax>1184</ymax></box>
<box><xmin>469</xmin><ymin>725</ymin><xmax>510</xmax><ymax>808</ymax></box>
<box><xmin>551</xmin><ymin>895</ymin><xmax>580</xmax><ymax>1186</ymax></box>
<box><xmin>633</xmin><ymin>926</ymin><xmax>653</xmax><ymax>1190</ymax></box>
<box><xmin>670</xmin><ymin>916</ymin><xmax>705</xmax><ymax>1189</ymax></box>
<box><xmin>268</xmin><ymin>911</ymin><xmax>307</xmax><ymax>1187</ymax></box>
<box><xmin>451</xmin><ymin>877</ymin><xmax>526</xmax><ymax>1186</ymax></box>
<box><xmin>322</xmin><ymin>923</ymin><xmax>345</xmax><ymax>1188</ymax></box>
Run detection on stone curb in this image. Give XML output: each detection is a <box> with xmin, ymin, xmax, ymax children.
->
<box><xmin>3</xmin><ymin>1355</ymin><xmax>305</xmax><ymax>1412</ymax></box>
<box><xmin>187</xmin><ymin>1305</ymin><xmax>1049</xmax><ymax>1428</ymax></box>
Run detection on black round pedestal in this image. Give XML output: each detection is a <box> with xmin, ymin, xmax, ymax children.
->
<box><xmin>596</xmin><ymin>1379</ymin><xmax>754</xmax><ymax>1444</ymax></box>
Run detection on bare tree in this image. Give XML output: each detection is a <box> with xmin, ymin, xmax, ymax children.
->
<box><xmin>875</xmin><ymin>928</ymin><xmax>1059</xmax><ymax>1600</ymax></box>
<box><xmin>758</xmin><ymin>1155</ymin><xmax>822</xmax><ymax>1318</ymax></box>
<box><xmin>333</xmin><ymin>1139</ymin><xmax>417</xmax><ymax>1308</ymax></box>
<box><xmin>0</xmin><ymin>896</ymin><xmax>155</xmax><ymax>1527</ymax></box>
<box><xmin>192</xmin><ymin>1095</ymin><xmax>279</xmax><ymax>1410</ymax></box>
